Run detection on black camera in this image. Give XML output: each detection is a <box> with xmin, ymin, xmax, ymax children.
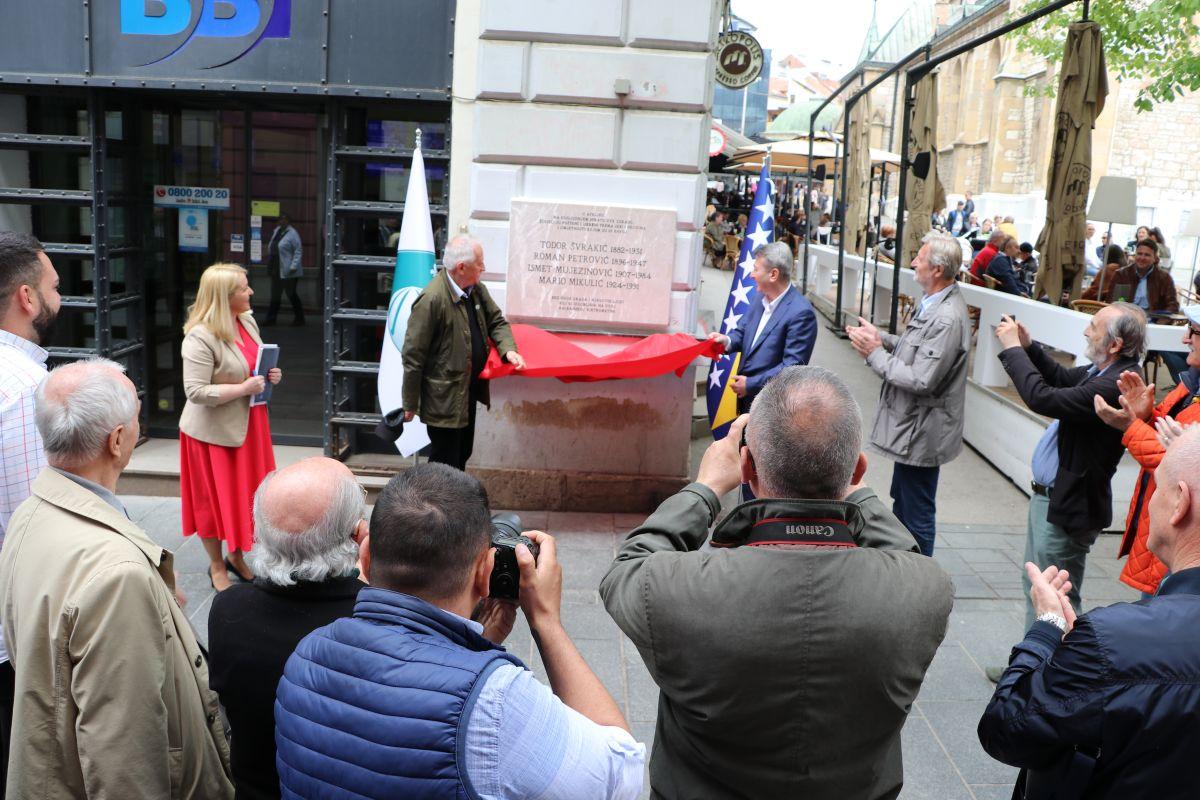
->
<box><xmin>489</xmin><ymin>512</ymin><xmax>539</xmax><ymax>601</ymax></box>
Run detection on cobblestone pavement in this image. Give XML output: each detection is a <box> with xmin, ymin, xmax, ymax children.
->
<box><xmin>123</xmin><ymin>496</ymin><xmax>1137</xmax><ymax>800</ymax></box>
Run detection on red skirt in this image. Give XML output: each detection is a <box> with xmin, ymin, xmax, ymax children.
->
<box><xmin>179</xmin><ymin>404</ymin><xmax>276</xmax><ymax>554</ymax></box>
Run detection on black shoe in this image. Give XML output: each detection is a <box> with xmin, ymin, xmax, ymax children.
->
<box><xmin>225</xmin><ymin>557</ymin><xmax>253</xmax><ymax>582</ymax></box>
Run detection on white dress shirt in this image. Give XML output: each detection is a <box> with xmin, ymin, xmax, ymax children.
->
<box><xmin>453</xmin><ymin>611</ymin><xmax>646</xmax><ymax>800</ymax></box>
<box><xmin>0</xmin><ymin>329</ymin><xmax>49</xmax><ymax>663</ymax></box>
<box><xmin>750</xmin><ymin>284</ymin><xmax>792</xmax><ymax>350</ymax></box>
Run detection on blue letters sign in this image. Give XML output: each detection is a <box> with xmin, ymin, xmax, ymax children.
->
<box><xmin>119</xmin><ymin>0</ymin><xmax>290</xmax><ymax>67</ymax></box>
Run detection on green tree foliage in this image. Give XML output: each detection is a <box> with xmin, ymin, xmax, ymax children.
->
<box><xmin>1014</xmin><ymin>0</ymin><xmax>1200</xmax><ymax>111</ymax></box>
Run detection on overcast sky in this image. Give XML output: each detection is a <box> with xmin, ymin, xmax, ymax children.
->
<box><xmin>731</xmin><ymin>0</ymin><xmax>908</xmax><ymax>77</ymax></box>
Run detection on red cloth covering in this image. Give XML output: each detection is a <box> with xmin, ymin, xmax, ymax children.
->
<box><xmin>478</xmin><ymin>323</ymin><xmax>724</xmax><ymax>383</ymax></box>
<box><xmin>180</xmin><ymin>321</ymin><xmax>276</xmax><ymax>554</ymax></box>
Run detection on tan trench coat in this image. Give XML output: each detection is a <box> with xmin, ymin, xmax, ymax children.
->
<box><xmin>0</xmin><ymin>469</ymin><xmax>233</xmax><ymax>799</ymax></box>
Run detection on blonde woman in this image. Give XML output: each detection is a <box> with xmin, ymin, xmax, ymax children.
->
<box><xmin>179</xmin><ymin>263</ymin><xmax>282</xmax><ymax>591</ymax></box>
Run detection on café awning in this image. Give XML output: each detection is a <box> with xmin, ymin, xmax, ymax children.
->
<box><xmin>728</xmin><ymin>137</ymin><xmax>899</xmax><ymax>174</ymax></box>
<box><xmin>1034</xmin><ymin>21</ymin><xmax>1107</xmax><ymax>304</ymax></box>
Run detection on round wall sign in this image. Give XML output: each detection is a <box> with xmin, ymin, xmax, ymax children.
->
<box><xmin>709</xmin><ymin>127</ymin><xmax>727</xmax><ymax>157</ymax></box>
<box><xmin>715</xmin><ymin>31</ymin><xmax>764</xmax><ymax>89</ymax></box>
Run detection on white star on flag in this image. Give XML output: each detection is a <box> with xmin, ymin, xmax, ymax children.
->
<box><xmin>755</xmin><ymin>197</ymin><xmax>774</xmax><ymax>221</ymax></box>
<box><xmin>709</xmin><ymin>364</ymin><xmax>725</xmax><ymax>388</ymax></box>
<box><xmin>739</xmin><ymin>253</ymin><xmax>754</xmax><ymax>278</ymax></box>
<box><xmin>747</xmin><ymin>223</ymin><xmax>770</xmax><ymax>251</ymax></box>
<box><xmin>723</xmin><ymin>310</ymin><xmax>742</xmax><ymax>332</ymax></box>
<box><xmin>730</xmin><ymin>282</ymin><xmax>751</xmax><ymax>307</ymax></box>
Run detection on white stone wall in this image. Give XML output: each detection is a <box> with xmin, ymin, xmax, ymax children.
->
<box><xmin>448</xmin><ymin>0</ymin><xmax>720</xmax><ymax>496</ymax></box>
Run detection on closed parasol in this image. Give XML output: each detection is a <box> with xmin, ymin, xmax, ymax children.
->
<box><xmin>1034</xmin><ymin>21</ymin><xmax>1107</xmax><ymax>305</ymax></box>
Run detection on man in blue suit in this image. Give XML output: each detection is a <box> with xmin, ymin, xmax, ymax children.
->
<box><xmin>710</xmin><ymin>241</ymin><xmax>818</xmax><ymax>412</ymax></box>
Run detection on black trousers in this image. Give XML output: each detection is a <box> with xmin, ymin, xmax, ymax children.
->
<box><xmin>0</xmin><ymin>659</ymin><xmax>12</xmax><ymax>799</ymax></box>
<box><xmin>425</xmin><ymin>398</ymin><xmax>478</xmax><ymax>471</ymax></box>
<box><xmin>266</xmin><ymin>271</ymin><xmax>304</xmax><ymax>324</ymax></box>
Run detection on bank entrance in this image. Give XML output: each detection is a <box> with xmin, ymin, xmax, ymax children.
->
<box><xmin>0</xmin><ymin>90</ymin><xmax>448</xmax><ymax>451</ymax></box>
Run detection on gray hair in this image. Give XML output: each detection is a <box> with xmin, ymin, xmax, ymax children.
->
<box><xmin>35</xmin><ymin>358</ymin><xmax>136</xmax><ymax>466</ymax></box>
<box><xmin>753</xmin><ymin>241</ymin><xmax>793</xmax><ymax>282</ymax></box>
<box><xmin>1104</xmin><ymin>302</ymin><xmax>1148</xmax><ymax>362</ymax></box>
<box><xmin>921</xmin><ymin>231</ymin><xmax>964</xmax><ymax>280</ymax></box>
<box><xmin>251</xmin><ymin>471</ymin><xmax>365</xmax><ymax>586</ymax></box>
<box><xmin>443</xmin><ymin>235</ymin><xmax>479</xmax><ymax>270</ymax></box>
<box><xmin>747</xmin><ymin>366</ymin><xmax>863</xmax><ymax>499</ymax></box>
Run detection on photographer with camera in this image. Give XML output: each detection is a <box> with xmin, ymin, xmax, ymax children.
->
<box><xmin>274</xmin><ymin>463</ymin><xmax>644</xmax><ymax>800</ymax></box>
<box><xmin>601</xmin><ymin>366</ymin><xmax>953</xmax><ymax>799</ymax></box>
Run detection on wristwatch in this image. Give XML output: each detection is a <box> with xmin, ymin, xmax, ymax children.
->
<box><xmin>1036</xmin><ymin>611</ymin><xmax>1068</xmax><ymax>633</ymax></box>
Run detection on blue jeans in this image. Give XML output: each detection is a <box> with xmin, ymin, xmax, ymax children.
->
<box><xmin>890</xmin><ymin>462</ymin><xmax>940</xmax><ymax>556</ymax></box>
<box><xmin>1022</xmin><ymin>493</ymin><xmax>1093</xmax><ymax>629</ymax></box>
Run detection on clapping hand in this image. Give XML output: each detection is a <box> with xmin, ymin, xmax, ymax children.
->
<box><xmin>1094</xmin><ymin>371</ymin><xmax>1155</xmax><ymax>432</ymax></box>
<box><xmin>1155</xmin><ymin>416</ymin><xmax>1195</xmax><ymax>449</ymax></box>
<box><xmin>1025</xmin><ymin>562</ymin><xmax>1076</xmax><ymax>635</ymax></box>
<box><xmin>845</xmin><ymin>316</ymin><xmax>883</xmax><ymax>358</ymax></box>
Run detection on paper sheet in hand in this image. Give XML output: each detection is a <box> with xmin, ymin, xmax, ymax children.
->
<box><xmin>396</xmin><ymin>414</ymin><xmax>431</xmax><ymax>457</ymax></box>
<box><xmin>251</xmin><ymin>343</ymin><xmax>279</xmax><ymax>406</ymax></box>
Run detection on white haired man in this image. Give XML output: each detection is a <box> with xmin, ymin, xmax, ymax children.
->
<box><xmin>207</xmin><ymin>456</ymin><xmax>367</xmax><ymax>800</ymax></box>
<box><xmin>402</xmin><ymin>235</ymin><xmax>525</xmax><ymax>470</ymax></box>
<box><xmin>0</xmin><ymin>360</ymin><xmax>233</xmax><ymax>799</ymax></box>
<box><xmin>846</xmin><ymin>232</ymin><xmax>972</xmax><ymax>556</ymax></box>
<box><xmin>979</xmin><ymin>426</ymin><xmax>1200</xmax><ymax>797</ymax></box>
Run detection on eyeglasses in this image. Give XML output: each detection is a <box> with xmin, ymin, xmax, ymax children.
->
<box><xmin>1187</xmin><ymin>327</ymin><xmax>1200</xmax><ymax>340</ymax></box>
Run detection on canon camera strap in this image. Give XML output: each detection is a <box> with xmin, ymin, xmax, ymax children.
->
<box><xmin>743</xmin><ymin>516</ymin><xmax>857</xmax><ymax>548</ymax></box>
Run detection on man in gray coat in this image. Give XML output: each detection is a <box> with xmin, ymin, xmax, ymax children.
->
<box><xmin>264</xmin><ymin>212</ymin><xmax>304</xmax><ymax>327</ymax></box>
<box><xmin>601</xmin><ymin>366</ymin><xmax>953</xmax><ymax>800</ymax></box>
<box><xmin>846</xmin><ymin>232</ymin><xmax>971</xmax><ymax>555</ymax></box>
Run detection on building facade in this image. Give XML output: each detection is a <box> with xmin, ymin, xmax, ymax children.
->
<box><xmin>0</xmin><ymin>0</ymin><xmax>719</xmax><ymax>507</ymax></box>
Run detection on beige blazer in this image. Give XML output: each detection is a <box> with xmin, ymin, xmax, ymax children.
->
<box><xmin>179</xmin><ymin>312</ymin><xmax>262</xmax><ymax>447</ymax></box>
<box><xmin>0</xmin><ymin>469</ymin><xmax>234</xmax><ymax>799</ymax></box>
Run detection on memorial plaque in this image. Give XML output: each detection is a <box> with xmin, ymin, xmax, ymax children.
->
<box><xmin>506</xmin><ymin>199</ymin><xmax>676</xmax><ymax>332</ymax></box>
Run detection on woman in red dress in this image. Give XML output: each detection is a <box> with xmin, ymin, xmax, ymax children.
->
<box><xmin>179</xmin><ymin>263</ymin><xmax>282</xmax><ymax>591</ymax></box>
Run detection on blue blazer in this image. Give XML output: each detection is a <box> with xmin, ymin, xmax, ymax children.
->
<box><xmin>725</xmin><ymin>287</ymin><xmax>817</xmax><ymax>395</ymax></box>
<box><xmin>986</xmin><ymin>254</ymin><xmax>1029</xmax><ymax>297</ymax></box>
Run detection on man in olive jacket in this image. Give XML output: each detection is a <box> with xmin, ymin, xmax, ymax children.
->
<box><xmin>601</xmin><ymin>366</ymin><xmax>953</xmax><ymax>800</ymax></box>
<box><xmin>401</xmin><ymin>235</ymin><xmax>524</xmax><ymax>469</ymax></box>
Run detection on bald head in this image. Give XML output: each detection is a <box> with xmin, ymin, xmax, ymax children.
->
<box><xmin>35</xmin><ymin>359</ymin><xmax>137</xmax><ymax>468</ymax></box>
<box><xmin>251</xmin><ymin>457</ymin><xmax>366</xmax><ymax>586</ymax></box>
<box><xmin>261</xmin><ymin>457</ymin><xmax>355</xmax><ymax>534</ymax></box>
<box><xmin>1148</xmin><ymin>427</ymin><xmax>1200</xmax><ymax>570</ymax></box>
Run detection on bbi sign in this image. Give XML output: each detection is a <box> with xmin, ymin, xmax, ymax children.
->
<box><xmin>119</xmin><ymin>0</ymin><xmax>291</xmax><ymax>67</ymax></box>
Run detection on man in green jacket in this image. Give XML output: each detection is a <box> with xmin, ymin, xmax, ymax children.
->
<box><xmin>601</xmin><ymin>366</ymin><xmax>953</xmax><ymax>800</ymax></box>
<box><xmin>402</xmin><ymin>235</ymin><xmax>524</xmax><ymax>470</ymax></box>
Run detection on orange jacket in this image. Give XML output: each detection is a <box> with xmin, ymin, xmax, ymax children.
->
<box><xmin>1118</xmin><ymin>381</ymin><xmax>1200</xmax><ymax>593</ymax></box>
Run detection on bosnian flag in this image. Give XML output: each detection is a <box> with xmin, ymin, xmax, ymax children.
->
<box><xmin>377</xmin><ymin>131</ymin><xmax>435</xmax><ymax>455</ymax></box>
<box><xmin>706</xmin><ymin>158</ymin><xmax>774</xmax><ymax>440</ymax></box>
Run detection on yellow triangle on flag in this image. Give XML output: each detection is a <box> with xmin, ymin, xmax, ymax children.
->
<box><xmin>711</xmin><ymin>353</ymin><xmax>742</xmax><ymax>431</ymax></box>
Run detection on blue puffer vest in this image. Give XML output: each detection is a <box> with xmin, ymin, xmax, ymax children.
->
<box><xmin>274</xmin><ymin>587</ymin><xmax>525</xmax><ymax>799</ymax></box>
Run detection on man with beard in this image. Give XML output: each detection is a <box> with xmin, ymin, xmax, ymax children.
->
<box><xmin>0</xmin><ymin>231</ymin><xmax>60</xmax><ymax>795</ymax></box>
<box><xmin>989</xmin><ymin>304</ymin><xmax>1146</xmax><ymax>667</ymax></box>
